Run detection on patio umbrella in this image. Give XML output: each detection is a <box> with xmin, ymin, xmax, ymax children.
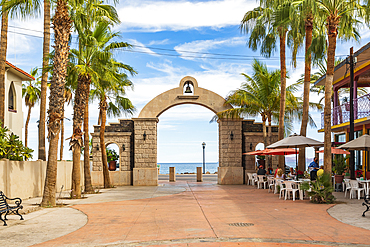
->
<box><xmin>338</xmin><ymin>134</ymin><xmax>370</xmax><ymax>179</ymax></box>
<box><xmin>265</xmin><ymin>148</ymin><xmax>299</xmax><ymax>156</ymax></box>
<box><xmin>243</xmin><ymin>149</ymin><xmax>270</xmax><ymax>155</ymax></box>
<box><xmin>316</xmin><ymin>147</ymin><xmax>350</xmax><ymax>155</ymax></box>
<box><xmin>267</xmin><ymin>134</ymin><xmax>324</xmax><ymax>180</ymax></box>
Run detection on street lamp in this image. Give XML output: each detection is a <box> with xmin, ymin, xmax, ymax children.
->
<box><xmin>202</xmin><ymin>142</ymin><xmax>206</xmax><ymax>174</ymax></box>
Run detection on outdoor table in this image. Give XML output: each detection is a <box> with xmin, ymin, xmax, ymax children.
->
<box><xmin>359</xmin><ymin>180</ymin><xmax>370</xmax><ymax>195</ymax></box>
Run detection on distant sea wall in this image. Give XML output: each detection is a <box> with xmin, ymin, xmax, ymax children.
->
<box><xmin>0</xmin><ymin>159</ymin><xmax>84</xmax><ymax>199</ymax></box>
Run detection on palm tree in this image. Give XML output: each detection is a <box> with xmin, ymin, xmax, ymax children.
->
<box><xmin>1</xmin><ymin>0</ymin><xmax>52</xmax><ymax>160</ymax></box>
<box><xmin>41</xmin><ymin>0</ymin><xmax>72</xmax><ymax>207</ymax></box>
<box><xmin>22</xmin><ymin>68</ymin><xmax>41</xmax><ymax>147</ymax></box>
<box><xmin>69</xmin><ymin>0</ymin><xmax>120</xmax><ymax>193</ymax></box>
<box><xmin>91</xmin><ymin>57</ymin><xmax>135</xmax><ymax>188</ymax></box>
<box><xmin>241</xmin><ymin>0</ymin><xmax>300</xmax><ymax>167</ymax></box>
<box><xmin>60</xmin><ymin>86</ymin><xmax>72</xmax><ymax>160</ymax></box>
<box><xmin>0</xmin><ymin>11</ymin><xmax>8</xmax><ymax>127</ymax></box>
<box><xmin>216</xmin><ymin>59</ymin><xmax>320</xmax><ymax>168</ymax></box>
<box><xmin>314</xmin><ymin>0</ymin><xmax>362</xmax><ymax>173</ymax></box>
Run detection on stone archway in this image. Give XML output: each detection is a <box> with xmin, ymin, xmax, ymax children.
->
<box><xmin>91</xmin><ymin>76</ymin><xmax>277</xmax><ymax>186</ymax></box>
<box><xmin>133</xmin><ymin>76</ymin><xmax>243</xmax><ymax>186</ymax></box>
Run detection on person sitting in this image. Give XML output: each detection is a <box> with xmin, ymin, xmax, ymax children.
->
<box><xmin>257</xmin><ymin>165</ymin><xmax>267</xmax><ymax>175</ymax></box>
<box><xmin>288</xmin><ymin>167</ymin><xmax>295</xmax><ymax>178</ymax></box>
<box><xmin>276</xmin><ymin>168</ymin><xmax>285</xmax><ymax>180</ymax></box>
<box><xmin>317</xmin><ymin>165</ymin><xmax>324</xmax><ymax>177</ymax></box>
<box><xmin>268</xmin><ymin>167</ymin><xmax>273</xmax><ymax>175</ymax></box>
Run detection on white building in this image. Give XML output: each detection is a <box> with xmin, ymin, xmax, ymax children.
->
<box><xmin>4</xmin><ymin>61</ymin><xmax>34</xmax><ymax>141</ymax></box>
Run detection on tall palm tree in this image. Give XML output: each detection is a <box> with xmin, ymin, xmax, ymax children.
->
<box><xmin>0</xmin><ymin>11</ymin><xmax>8</xmax><ymax>127</ymax></box>
<box><xmin>41</xmin><ymin>0</ymin><xmax>72</xmax><ymax>207</ymax></box>
<box><xmin>91</xmin><ymin>57</ymin><xmax>135</xmax><ymax>188</ymax></box>
<box><xmin>216</xmin><ymin>59</ymin><xmax>320</xmax><ymax>168</ymax></box>
<box><xmin>314</xmin><ymin>0</ymin><xmax>362</xmax><ymax>173</ymax></box>
<box><xmin>1</xmin><ymin>0</ymin><xmax>52</xmax><ymax>160</ymax></box>
<box><xmin>60</xmin><ymin>86</ymin><xmax>72</xmax><ymax>160</ymax></box>
<box><xmin>241</xmin><ymin>0</ymin><xmax>300</xmax><ymax>167</ymax></box>
<box><xmin>22</xmin><ymin>68</ymin><xmax>41</xmax><ymax>147</ymax></box>
<box><xmin>69</xmin><ymin>0</ymin><xmax>120</xmax><ymax>193</ymax></box>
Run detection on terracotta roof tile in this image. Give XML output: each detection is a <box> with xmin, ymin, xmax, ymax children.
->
<box><xmin>5</xmin><ymin>61</ymin><xmax>35</xmax><ymax>80</ymax></box>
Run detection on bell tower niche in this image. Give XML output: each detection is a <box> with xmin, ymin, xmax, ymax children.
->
<box><xmin>183</xmin><ymin>81</ymin><xmax>194</xmax><ymax>95</ymax></box>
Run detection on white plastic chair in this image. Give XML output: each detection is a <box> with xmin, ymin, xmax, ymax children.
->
<box><xmin>277</xmin><ymin>180</ymin><xmax>285</xmax><ymax>198</ymax></box>
<box><xmin>283</xmin><ymin>181</ymin><xmax>300</xmax><ymax>201</ymax></box>
<box><xmin>246</xmin><ymin>173</ymin><xmax>254</xmax><ymax>186</ymax></box>
<box><xmin>257</xmin><ymin>175</ymin><xmax>268</xmax><ymax>189</ymax></box>
<box><xmin>268</xmin><ymin>177</ymin><xmax>275</xmax><ymax>193</ymax></box>
<box><xmin>350</xmin><ymin>180</ymin><xmax>365</xmax><ymax>200</ymax></box>
<box><xmin>344</xmin><ymin>179</ymin><xmax>351</xmax><ymax>198</ymax></box>
<box><xmin>252</xmin><ymin>173</ymin><xmax>258</xmax><ymax>187</ymax></box>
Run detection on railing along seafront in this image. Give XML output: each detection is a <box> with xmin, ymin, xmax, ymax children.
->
<box><xmin>321</xmin><ymin>93</ymin><xmax>370</xmax><ymax>129</ymax></box>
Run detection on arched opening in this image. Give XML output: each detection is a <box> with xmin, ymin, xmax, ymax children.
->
<box><xmin>8</xmin><ymin>82</ymin><xmax>16</xmax><ymax>111</ymax></box>
<box><xmin>106</xmin><ymin>143</ymin><xmax>120</xmax><ymax>171</ymax></box>
<box><xmin>255</xmin><ymin>142</ymin><xmax>265</xmax><ymax>170</ymax></box>
<box><xmin>157</xmin><ymin>104</ymin><xmax>218</xmax><ymax>180</ymax></box>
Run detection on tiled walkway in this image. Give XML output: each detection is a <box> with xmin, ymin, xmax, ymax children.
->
<box><xmin>32</xmin><ymin>181</ymin><xmax>370</xmax><ymax>247</ymax></box>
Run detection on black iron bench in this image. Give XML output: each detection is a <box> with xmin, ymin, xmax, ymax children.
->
<box><xmin>0</xmin><ymin>191</ymin><xmax>23</xmax><ymax>226</ymax></box>
<box><xmin>362</xmin><ymin>194</ymin><xmax>370</xmax><ymax>217</ymax></box>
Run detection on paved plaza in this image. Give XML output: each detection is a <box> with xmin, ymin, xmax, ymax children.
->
<box><xmin>1</xmin><ymin>181</ymin><xmax>370</xmax><ymax>247</ymax></box>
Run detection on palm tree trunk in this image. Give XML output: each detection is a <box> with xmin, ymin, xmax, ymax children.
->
<box><xmin>39</xmin><ymin>0</ymin><xmax>51</xmax><ymax>161</ymax></box>
<box><xmin>0</xmin><ymin>12</ymin><xmax>8</xmax><ymax>127</ymax></box>
<box><xmin>71</xmin><ymin>74</ymin><xmax>88</xmax><ymax>198</ymax></box>
<box><xmin>25</xmin><ymin>106</ymin><xmax>32</xmax><ymax>147</ymax></box>
<box><xmin>299</xmin><ymin>15</ymin><xmax>313</xmax><ymax>172</ymax></box>
<box><xmin>324</xmin><ymin>18</ymin><xmax>338</xmax><ymax>174</ymax></box>
<box><xmin>278</xmin><ymin>29</ymin><xmax>287</xmax><ymax>169</ymax></box>
<box><xmin>84</xmin><ymin>81</ymin><xmax>93</xmax><ymax>192</ymax></box>
<box><xmin>41</xmin><ymin>0</ymin><xmax>71</xmax><ymax>207</ymax></box>
<box><xmin>60</xmin><ymin>112</ymin><xmax>64</xmax><ymax>160</ymax></box>
<box><xmin>100</xmin><ymin>97</ymin><xmax>111</xmax><ymax>188</ymax></box>
<box><xmin>268</xmin><ymin>116</ymin><xmax>272</xmax><ymax>168</ymax></box>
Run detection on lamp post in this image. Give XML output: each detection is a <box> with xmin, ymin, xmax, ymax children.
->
<box><xmin>202</xmin><ymin>142</ymin><xmax>206</xmax><ymax>174</ymax></box>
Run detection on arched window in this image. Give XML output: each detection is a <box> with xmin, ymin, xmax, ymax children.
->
<box><xmin>8</xmin><ymin>82</ymin><xmax>16</xmax><ymax>111</ymax></box>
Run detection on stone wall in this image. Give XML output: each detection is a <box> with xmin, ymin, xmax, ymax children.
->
<box><xmin>92</xmin><ymin>119</ymin><xmax>134</xmax><ymax>172</ymax></box>
<box><xmin>133</xmin><ymin>118</ymin><xmax>158</xmax><ymax>169</ymax></box>
<box><xmin>219</xmin><ymin>118</ymin><xmax>242</xmax><ymax>167</ymax></box>
<box><xmin>242</xmin><ymin>120</ymin><xmax>279</xmax><ymax>172</ymax></box>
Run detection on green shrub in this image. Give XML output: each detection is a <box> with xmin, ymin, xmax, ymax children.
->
<box><xmin>301</xmin><ymin>172</ymin><xmax>335</xmax><ymax>204</ymax></box>
<box><xmin>0</xmin><ymin>124</ymin><xmax>33</xmax><ymax>161</ymax></box>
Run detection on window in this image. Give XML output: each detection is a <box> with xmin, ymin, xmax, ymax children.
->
<box><xmin>8</xmin><ymin>82</ymin><xmax>16</xmax><ymax>112</ymax></box>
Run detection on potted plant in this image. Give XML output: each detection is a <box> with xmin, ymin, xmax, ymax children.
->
<box><xmin>106</xmin><ymin>148</ymin><xmax>119</xmax><ymax>171</ymax></box>
<box><xmin>333</xmin><ymin>155</ymin><xmax>348</xmax><ymax>184</ymax></box>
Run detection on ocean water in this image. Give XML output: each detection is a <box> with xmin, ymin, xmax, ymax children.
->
<box><xmin>158</xmin><ymin>163</ymin><xmax>219</xmax><ymax>174</ymax></box>
<box><xmin>158</xmin><ymin>161</ymin><xmax>300</xmax><ymax>175</ymax></box>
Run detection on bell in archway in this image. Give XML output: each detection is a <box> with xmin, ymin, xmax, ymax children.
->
<box><xmin>185</xmin><ymin>83</ymin><xmax>192</xmax><ymax>93</ymax></box>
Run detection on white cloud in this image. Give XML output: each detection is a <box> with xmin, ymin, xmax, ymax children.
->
<box><xmin>117</xmin><ymin>0</ymin><xmax>258</xmax><ymax>31</ymax></box>
<box><xmin>174</xmin><ymin>37</ymin><xmax>248</xmax><ymax>60</ymax></box>
<box><xmin>127</xmin><ymin>39</ymin><xmax>159</xmax><ymax>56</ymax></box>
<box><xmin>148</xmin><ymin>39</ymin><xmax>170</xmax><ymax>46</ymax></box>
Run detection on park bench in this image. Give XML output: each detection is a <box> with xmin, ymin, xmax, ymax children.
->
<box><xmin>0</xmin><ymin>191</ymin><xmax>24</xmax><ymax>226</ymax></box>
<box><xmin>362</xmin><ymin>194</ymin><xmax>370</xmax><ymax>217</ymax></box>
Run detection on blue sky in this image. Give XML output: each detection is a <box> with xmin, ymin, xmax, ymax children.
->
<box><xmin>7</xmin><ymin>0</ymin><xmax>370</xmax><ymax>163</ymax></box>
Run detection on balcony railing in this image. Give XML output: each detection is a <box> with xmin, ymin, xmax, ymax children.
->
<box><xmin>321</xmin><ymin>93</ymin><xmax>370</xmax><ymax>129</ymax></box>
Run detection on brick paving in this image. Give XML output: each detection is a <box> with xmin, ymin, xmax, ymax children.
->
<box><xmin>32</xmin><ymin>181</ymin><xmax>370</xmax><ymax>247</ymax></box>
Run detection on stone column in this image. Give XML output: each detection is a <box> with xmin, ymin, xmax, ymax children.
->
<box><xmin>218</xmin><ymin>118</ymin><xmax>243</xmax><ymax>184</ymax></box>
<box><xmin>132</xmin><ymin>118</ymin><xmax>158</xmax><ymax>186</ymax></box>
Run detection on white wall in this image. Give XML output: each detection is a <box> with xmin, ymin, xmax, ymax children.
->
<box><xmin>0</xmin><ymin>160</ymin><xmax>84</xmax><ymax>199</ymax></box>
<box><xmin>4</xmin><ymin>70</ymin><xmax>24</xmax><ymax>140</ymax></box>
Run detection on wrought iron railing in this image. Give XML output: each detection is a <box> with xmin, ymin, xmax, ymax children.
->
<box><xmin>321</xmin><ymin>93</ymin><xmax>370</xmax><ymax>129</ymax></box>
